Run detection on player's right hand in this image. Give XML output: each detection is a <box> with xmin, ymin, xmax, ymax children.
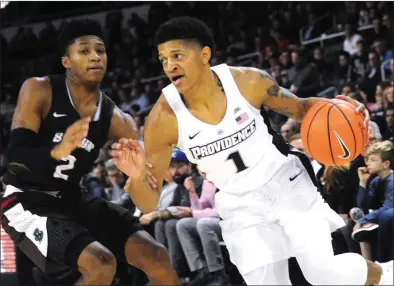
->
<box><xmin>110</xmin><ymin>138</ymin><xmax>158</xmax><ymax>189</ymax></box>
<box><xmin>51</xmin><ymin>117</ymin><xmax>91</xmax><ymax>160</ymax></box>
<box><xmin>357</xmin><ymin>167</ymin><xmax>371</xmax><ymax>186</ymax></box>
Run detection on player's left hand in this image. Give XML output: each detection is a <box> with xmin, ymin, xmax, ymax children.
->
<box><xmin>335</xmin><ymin>95</ymin><xmax>370</xmax><ymax>128</ymax></box>
<box><xmin>110</xmin><ymin>138</ymin><xmax>157</xmax><ymax>189</ymax></box>
<box><xmin>172</xmin><ymin>207</ymin><xmax>192</xmax><ymax>218</ymax></box>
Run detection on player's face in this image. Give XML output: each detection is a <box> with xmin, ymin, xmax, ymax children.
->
<box><xmin>158</xmin><ymin>40</ymin><xmax>211</xmax><ymax>93</ymax></box>
<box><xmin>62</xmin><ymin>36</ymin><xmax>107</xmax><ymax>84</ymax></box>
<box><xmin>365</xmin><ymin>154</ymin><xmax>386</xmax><ymax>174</ymax></box>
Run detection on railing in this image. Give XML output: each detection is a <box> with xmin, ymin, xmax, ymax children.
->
<box><xmin>381</xmin><ymin>59</ymin><xmax>391</xmax><ymax>82</ymax></box>
<box><xmin>317</xmin><ymin>86</ymin><xmax>338</xmax><ymax>99</ymax></box>
<box><xmin>298</xmin><ymin>13</ymin><xmax>332</xmax><ymax>45</ymax></box>
<box><xmin>301</xmin><ymin>24</ymin><xmax>374</xmax><ymax>47</ymax></box>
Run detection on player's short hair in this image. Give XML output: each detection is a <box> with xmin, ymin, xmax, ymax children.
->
<box><xmin>365</xmin><ymin>140</ymin><xmax>394</xmax><ymax>168</ymax></box>
<box><xmin>58</xmin><ymin>19</ymin><xmax>104</xmax><ymax>55</ymax></box>
<box><xmin>154</xmin><ymin>16</ymin><xmax>215</xmax><ymax>56</ymax></box>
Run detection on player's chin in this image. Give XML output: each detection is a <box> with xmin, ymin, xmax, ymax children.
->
<box><xmin>85</xmin><ymin>72</ymin><xmax>105</xmax><ymax>83</ymax></box>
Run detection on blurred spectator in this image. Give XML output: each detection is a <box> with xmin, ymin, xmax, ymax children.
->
<box><xmin>288</xmin><ymin>49</ymin><xmax>320</xmax><ymax>98</ymax></box>
<box><xmin>373</xmin><ymin>39</ymin><xmax>393</xmax><ymax>72</ymax></box>
<box><xmin>383</xmin><ymin>103</ymin><xmax>394</xmax><ymax>142</ymax></box>
<box><xmin>82</xmin><ymin>160</ymin><xmax>107</xmax><ymax>199</ymax></box>
<box><xmin>318</xmin><ymin>163</ymin><xmax>358</xmax><ymax>220</ymax></box>
<box><xmin>176</xmin><ymin>170</ymin><xmax>229</xmax><ymax>286</ymax></box>
<box><xmin>104</xmin><ymin>159</ymin><xmax>136</xmax><ymax>211</ymax></box>
<box><xmin>343</xmin><ymin>21</ymin><xmax>363</xmax><ymax>56</ymax></box>
<box><xmin>336</xmin><ymin>51</ymin><xmax>354</xmax><ymax>87</ymax></box>
<box><xmin>145</xmin><ymin>150</ymin><xmax>203</xmax><ymax>279</ymax></box>
<box><xmin>351</xmin><ymin>40</ymin><xmax>368</xmax><ymax>82</ymax></box>
<box><xmin>289</xmin><ymin>134</ymin><xmax>322</xmax><ymax>175</ymax></box>
<box><xmin>359</xmin><ymin>51</ymin><xmax>382</xmax><ymax>103</ymax></box>
<box><xmin>353</xmin><ymin>141</ymin><xmax>393</xmax><ymax>263</ymax></box>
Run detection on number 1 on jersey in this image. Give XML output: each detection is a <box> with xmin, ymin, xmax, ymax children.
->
<box><xmin>226</xmin><ymin>151</ymin><xmax>248</xmax><ymax>173</ymax></box>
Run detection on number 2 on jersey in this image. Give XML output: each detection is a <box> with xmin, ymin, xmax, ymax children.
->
<box><xmin>226</xmin><ymin>151</ymin><xmax>248</xmax><ymax>173</ymax></box>
<box><xmin>53</xmin><ymin>155</ymin><xmax>76</xmax><ymax>180</ymax></box>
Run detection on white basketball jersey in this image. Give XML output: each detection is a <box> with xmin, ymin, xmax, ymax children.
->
<box><xmin>162</xmin><ymin>64</ymin><xmax>291</xmax><ymax>194</ymax></box>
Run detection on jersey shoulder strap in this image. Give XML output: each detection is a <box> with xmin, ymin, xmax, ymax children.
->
<box><xmin>162</xmin><ymin>84</ymin><xmax>188</xmax><ymax>116</ymax></box>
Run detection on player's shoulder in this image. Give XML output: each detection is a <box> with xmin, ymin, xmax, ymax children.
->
<box><xmin>22</xmin><ymin>76</ymin><xmax>51</xmax><ymax>92</ymax></box>
<box><xmin>19</xmin><ymin>76</ymin><xmax>52</xmax><ymax>104</ymax></box>
<box><xmin>228</xmin><ymin>66</ymin><xmax>275</xmax><ymax>84</ymax></box>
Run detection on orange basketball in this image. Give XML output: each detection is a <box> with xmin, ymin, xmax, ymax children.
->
<box><xmin>300</xmin><ymin>99</ymin><xmax>368</xmax><ymax>166</ymax></box>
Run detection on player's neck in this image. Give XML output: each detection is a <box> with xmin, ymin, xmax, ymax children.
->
<box><xmin>182</xmin><ymin>68</ymin><xmax>219</xmax><ymax>109</ymax></box>
<box><xmin>65</xmin><ymin>73</ymin><xmax>100</xmax><ymax>105</ymax></box>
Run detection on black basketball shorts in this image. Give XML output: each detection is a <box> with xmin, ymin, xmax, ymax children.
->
<box><xmin>1</xmin><ymin>184</ymin><xmax>142</xmax><ymax>274</ymax></box>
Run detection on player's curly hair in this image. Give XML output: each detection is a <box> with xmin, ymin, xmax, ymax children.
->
<box><xmin>58</xmin><ymin>19</ymin><xmax>104</xmax><ymax>55</ymax></box>
<box><xmin>154</xmin><ymin>16</ymin><xmax>215</xmax><ymax>56</ymax></box>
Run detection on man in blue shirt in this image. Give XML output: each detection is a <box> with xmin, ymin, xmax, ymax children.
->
<box><xmin>353</xmin><ymin>141</ymin><xmax>393</xmax><ymax>263</ymax></box>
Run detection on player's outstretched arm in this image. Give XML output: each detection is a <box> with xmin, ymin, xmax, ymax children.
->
<box><xmin>110</xmin><ymin>96</ymin><xmax>178</xmax><ymax>213</ymax></box>
<box><xmin>233</xmin><ymin>67</ymin><xmax>369</xmax><ymax>124</ymax></box>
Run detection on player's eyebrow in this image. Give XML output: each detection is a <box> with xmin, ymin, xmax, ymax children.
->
<box><xmin>159</xmin><ymin>49</ymin><xmax>184</xmax><ymax>56</ymax></box>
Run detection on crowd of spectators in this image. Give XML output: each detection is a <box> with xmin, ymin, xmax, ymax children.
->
<box><xmin>1</xmin><ymin>1</ymin><xmax>393</xmax><ymax>285</ymax></box>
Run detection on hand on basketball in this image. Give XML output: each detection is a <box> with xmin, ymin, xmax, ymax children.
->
<box><xmin>110</xmin><ymin>138</ymin><xmax>157</xmax><ymax>189</ymax></box>
<box><xmin>51</xmin><ymin>117</ymin><xmax>91</xmax><ymax>160</ymax></box>
<box><xmin>357</xmin><ymin>167</ymin><xmax>371</xmax><ymax>187</ymax></box>
<box><xmin>184</xmin><ymin>176</ymin><xmax>196</xmax><ymax>194</ymax></box>
<box><xmin>335</xmin><ymin>95</ymin><xmax>370</xmax><ymax>128</ymax></box>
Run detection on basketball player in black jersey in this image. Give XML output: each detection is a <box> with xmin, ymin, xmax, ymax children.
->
<box><xmin>1</xmin><ymin>19</ymin><xmax>179</xmax><ymax>285</ymax></box>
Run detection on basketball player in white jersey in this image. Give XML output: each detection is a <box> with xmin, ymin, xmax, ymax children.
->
<box><xmin>111</xmin><ymin>17</ymin><xmax>393</xmax><ymax>285</ymax></box>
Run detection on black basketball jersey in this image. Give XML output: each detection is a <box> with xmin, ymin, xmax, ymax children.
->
<box><xmin>9</xmin><ymin>74</ymin><xmax>114</xmax><ymax>193</ymax></box>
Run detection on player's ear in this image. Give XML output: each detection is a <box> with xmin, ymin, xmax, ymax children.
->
<box><xmin>61</xmin><ymin>55</ymin><xmax>71</xmax><ymax>69</ymax></box>
<box><xmin>200</xmin><ymin>46</ymin><xmax>211</xmax><ymax>65</ymax></box>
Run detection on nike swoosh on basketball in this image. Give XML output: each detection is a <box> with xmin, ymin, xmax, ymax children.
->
<box><xmin>333</xmin><ymin>131</ymin><xmax>350</xmax><ymax>159</ymax></box>
<box><xmin>53</xmin><ymin>112</ymin><xmax>67</xmax><ymax>118</ymax></box>
<box><xmin>189</xmin><ymin>131</ymin><xmax>201</xmax><ymax>140</ymax></box>
<box><xmin>289</xmin><ymin>172</ymin><xmax>302</xmax><ymax>181</ymax></box>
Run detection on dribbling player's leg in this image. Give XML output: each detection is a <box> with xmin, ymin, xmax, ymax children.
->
<box><xmin>242</xmin><ymin>260</ymin><xmax>291</xmax><ymax>285</ymax></box>
<box><xmin>75</xmin><ymin>242</ymin><xmax>117</xmax><ymax>285</ymax></box>
<box><xmin>281</xmin><ymin>174</ymin><xmax>387</xmax><ymax>285</ymax></box>
<box><xmin>124</xmin><ymin>231</ymin><xmax>180</xmax><ymax>285</ymax></box>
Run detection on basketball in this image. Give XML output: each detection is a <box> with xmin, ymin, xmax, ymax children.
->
<box><xmin>301</xmin><ymin>99</ymin><xmax>368</xmax><ymax>166</ymax></box>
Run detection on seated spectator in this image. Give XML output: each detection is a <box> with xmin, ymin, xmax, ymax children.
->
<box><xmin>176</xmin><ymin>170</ymin><xmax>229</xmax><ymax>286</ymax></box>
<box><xmin>359</xmin><ymin>51</ymin><xmax>383</xmax><ymax>103</ymax></box>
<box><xmin>143</xmin><ymin>150</ymin><xmax>203</xmax><ymax>279</ymax></box>
<box><xmin>289</xmin><ymin>134</ymin><xmax>322</xmax><ymax>175</ymax></box>
<box><xmin>383</xmin><ymin>103</ymin><xmax>394</xmax><ymax>142</ymax></box>
<box><xmin>287</xmin><ymin>49</ymin><xmax>320</xmax><ymax>98</ymax></box>
<box><xmin>351</xmin><ymin>40</ymin><xmax>368</xmax><ymax>82</ymax></box>
<box><xmin>343</xmin><ymin>21</ymin><xmax>363</xmax><ymax>56</ymax></box>
<box><xmin>104</xmin><ymin>159</ymin><xmax>136</xmax><ymax>212</ymax></box>
<box><xmin>336</xmin><ymin>51</ymin><xmax>354</xmax><ymax>87</ymax></box>
<box><xmin>373</xmin><ymin>38</ymin><xmax>393</xmax><ymax>72</ymax></box>
<box><xmin>353</xmin><ymin>141</ymin><xmax>393</xmax><ymax>263</ymax></box>
<box><xmin>139</xmin><ymin>166</ymin><xmax>178</xmax><ymax>225</ymax></box>
<box><xmin>82</xmin><ymin>160</ymin><xmax>107</xmax><ymax>198</ymax></box>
